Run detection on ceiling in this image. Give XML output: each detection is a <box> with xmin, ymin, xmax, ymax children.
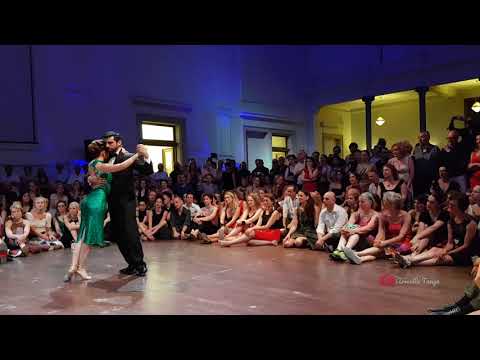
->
<box><xmin>327</xmin><ymin>78</ymin><xmax>480</xmax><ymax>112</ymax></box>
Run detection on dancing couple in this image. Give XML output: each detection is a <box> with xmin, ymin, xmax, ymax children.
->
<box><xmin>64</xmin><ymin>131</ymin><xmax>153</xmax><ymax>281</ymax></box>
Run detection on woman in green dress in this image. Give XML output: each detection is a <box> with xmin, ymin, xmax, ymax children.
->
<box><xmin>64</xmin><ymin>140</ymin><xmax>141</xmax><ymax>282</ymax></box>
<box><xmin>283</xmin><ymin>190</ymin><xmax>318</xmax><ymax>248</ymax></box>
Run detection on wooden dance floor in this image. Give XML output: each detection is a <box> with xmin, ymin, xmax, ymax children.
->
<box><xmin>0</xmin><ymin>241</ymin><xmax>472</xmax><ymax>315</ymax></box>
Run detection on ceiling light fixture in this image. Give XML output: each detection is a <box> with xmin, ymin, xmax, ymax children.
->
<box><xmin>472</xmin><ymin>101</ymin><xmax>480</xmax><ymax>113</ymax></box>
<box><xmin>376</xmin><ymin>116</ymin><xmax>385</xmax><ymax>126</ymax></box>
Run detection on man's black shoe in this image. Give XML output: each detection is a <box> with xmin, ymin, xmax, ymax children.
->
<box><xmin>135</xmin><ymin>265</ymin><xmax>148</xmax><ymax>277</ymax></box>
<box><xmin>119</xmin><ymin>266</ymin><xmax>136</xmax><ymax>275</ymax></box>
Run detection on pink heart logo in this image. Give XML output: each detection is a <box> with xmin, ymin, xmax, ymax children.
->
<box><xmin>379</xmin><ymin>274</ymin><xmax>396</xmax><ymax>286</ymax></box>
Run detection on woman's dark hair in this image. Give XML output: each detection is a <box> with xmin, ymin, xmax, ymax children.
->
<box><xmin>162</xmin><ymin>192</ymin><xmax>173</xmax><ymax>200</ymax></box>
<box><xmin>305</xmin><ymin>156</ymin><xmax>317</xmax><ymax>168</ymax></box>
<box><xmin>298</xmin><ymin>190</ymin><xmax>315</xmax><ymax>220</ymax></box>
<box><xmin>448</xmin><ymin>191</ymin><xmax>469</xmax><ymax>212</ymax></box>
<box><xmin>202</xmin><ymin>193</ymin><xmax>214</xmax><ymax>202</ymax></box>
<box><xmin>383</xmin><ymin>163</ymin><xmax>399</xmax><ymax>180</ymax></box>
<box><xmin>414</xmin><ymin>194</ymin><xmax>428</xmax><ymax>206</ymax></box>
<box><xmin>87</xmin><ymin>139</ymin><xmax>107</xmax><ymax>158</ymax></box>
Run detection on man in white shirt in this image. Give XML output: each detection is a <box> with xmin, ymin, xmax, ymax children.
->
<box><xmin>282</xmin><ymin>185</ymin><xmax>299</xmax><ymax>228</ymax></box>
<box><xmin>367</xmin><ymin>169</ymin><xmax>381</xmax><ymax>198</ymax></box>
<box><xmin>184</xmin><ymin>193</ymin><xmax>201</xmax><ymax>218</ymax></box>
<box><xmin>315</xmin><ymin>191</ymin><xmax>348</xmax><ymax>251</ymax></box>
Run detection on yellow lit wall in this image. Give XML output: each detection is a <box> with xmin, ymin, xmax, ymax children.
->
<box><xmin>323</xmin><ymin>95</ymin><xmax>464</xmax><ymax>152</ymax></box>
<box><xmin>315</xmin><ymin>107</ymin><xmax>352</xmax><ymax>156</ymax></box>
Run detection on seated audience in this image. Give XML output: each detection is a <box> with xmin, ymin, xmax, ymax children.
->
<box><xmin>394</xmin><ymin>191</ymin><xmax>480</xmax><ymax>268</ymax></box>
<box><xmin>53</xmin><ymin>200</ymin><xmax>73</xmax><ymax>248</ymax></box>
<box><xmin>63</xmin><ymin>202</ymin><xmax>81</xmax><ymax>245</ymax></box>
<box><xmin>315</xmin><ymin>191</ymin><xmax>349</xmax><ymax>252</ymax></box>
<box><xmin>378</xmin><ymin>163</ymin><xmax>408</xmax><ymax>206</ymax></box>
<box><xmin>26</xmin><ymin>197</ymin><xmax>62</xmax><ymax>251</ymax></box>
<box><xmin>283</xmin><ymin>190</ymin><xmax>317</xmax><ymax>248</ymax></box>
<box><xmin>136</xmin><ymin>200</ymin><xmax>150</xmax><ymax>241</ymax></box>
<box><xmin>191</xmin><ymin>194</ymin><xmax>219</xmax><ymax>240</ymax></box>
<box><xmin>343</xmin><ymin>187</ymin><xmax>360</xmax><ymax>218</ymax></box>
<box><xmin>330</xmin><ymin>192</ymin><xmax>379</xmax><ymax>262</ymax></box>
<box><xmin>151</xmin><ymin>163</ymin><xmax>169</xmax><ymax>183</ymax></box>
<box><xmin>202</xmin><ymin>191</ymin><xmax>241</xmax><ymax>244</ymax></box>
<box><xmin>282</xmin><ymin>185</ymin><xmax>299</xmax><ymax>229</ymax></box>
<box><xmin>49</xmin><ymin>182</ymin><xmax>69</xmax><ymax>215</ymax></box>
<box><xmin>343</xmin><ymin>192</ymin><xmax>411</xmax><ymax>264</ymax></box>
<box><xmin>199</xmin><ymin>174</ymin><xmax>219</xmax><ymax>196</ymax></box>
<box><xmin>68</xmin><ymin>180</ymin><xmax>85</xmax><ymax>203</ymax></box>
<box><xmin>431</xmin><ymin>166</ymin><xmax>460</xmax><ymax>201</ymax></box>
<box><xmin>410</xmin><ymin>193</ymin><xmax>449</xmax><ymax>256</ymax></box>
<box><xmin>329</xmin><ymin>170</ymin><xmax>346</xmax><ymax>204</ymax></box>
<box><xmin>408</xmin><ymin>194</ymin><xmax>428</xmax><ymax>236</ymax></box>
<box><xmin>147</xmin><ymin>197</ymin><xmax>170</xmax><ymax>241</ymax></box>
<box><xmin>4</xmin><ymin>202</ymin><xmax>31</xmax><ymax>257</ymax></box>
<box><xmin>221</xmin><ymin>193</ymin><xmax>262</xmax><ymax>242</ymax></box>
<box><xmin>219</xmin><ymin>194</ymin><xmax>284</xmax><ymax>247</ymax></box>
<box><xmin>170</xmin><ymin>195</ymin><xmax>192</xmax><ymax>240</ymax></box>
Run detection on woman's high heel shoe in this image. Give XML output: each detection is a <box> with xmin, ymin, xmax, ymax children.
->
<box><xmin>64</xmin><ymin>268</ymin><xmax>77</xmax><ymax>282</ymax></box>
<box><xmin>76</xmin><ymin>268</ymin><xmax>92</xmax><ymax>280</ymax></box>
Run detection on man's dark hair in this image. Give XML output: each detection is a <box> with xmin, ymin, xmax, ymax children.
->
<box><xmin>103</xmin><ymin>131</ymin><xmax>122</xmax><ymax>142</ymax></box>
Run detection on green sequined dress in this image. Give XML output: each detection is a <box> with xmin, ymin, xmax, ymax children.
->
<box><xmin>77</xmin><ymin>159</ymin><xmax>112</xmax><ymax>246</ymax></box>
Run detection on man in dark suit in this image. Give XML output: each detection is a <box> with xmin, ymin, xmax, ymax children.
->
<box><xmin>102</xmin><ymin>131</ymin><xmax>153</xmax><ymax>276</ymax></box>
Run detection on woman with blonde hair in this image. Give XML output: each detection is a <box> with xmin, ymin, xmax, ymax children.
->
<box><xmin>4</xmin><ymin>202</ymin><xmax>31</xmax><ymax>257</ymax></box>
<box><xmin>26</xmin><ymin>196</ymin><xmax>62</xmax><ymax>252</ymax></box>
<box><xmin>201</xmin><ymin>191</ymin><xmax>241</xmax><ymax>244</ymax></box>
<box><xmin>388</xmin><ymin>141</ymin><xmax>414</xmax><ymax>201</ymax></box>
<box><xmin>219</xmin><ymin>193</ymin><xmax>263</xmax><ymax>242</ymax></box>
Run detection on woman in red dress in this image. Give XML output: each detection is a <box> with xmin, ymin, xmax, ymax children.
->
<box><xmin>468</xmin><ymin>135</ymin><xmax>480</xmax><ymax>189</ymax></box>
<box><xmin>299</xmin><ymin>157</ymin><xmax>318</xmax><ymax>193</ymax></box>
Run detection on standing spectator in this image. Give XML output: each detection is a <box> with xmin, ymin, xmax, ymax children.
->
<box><xmin>284</xmin><ymin>155</ymin><xmax>297</xmax><ymax>184</ymax></box>
<box><xmin>328</xmin><ymin>145</ymin><xmax>346</xmax><ymax>168</ymax></box>
<box><xmin>356</xmin><ymin>151</ymin><xmax>373</xmax><ymax>192</ymax></box>
<box><xmin>448</xmin><ymin>115</ymin><xmax>475</xmax><ymax>154</ymax></box>
<box><xmin>169</xmin><ymin>162</ymin><xmax>183</xmax><ymax>186</ymax></box>
<box><xmin>67</xmin><ymin>165</ymin><xmax>85</xmax><ymax>185</ymax></box>
<box><xmin>186</xmin><ymin>159</ymin><xmax>200</xmax><ymax>193</ymax></box>
<box><xmin>468</xmin><ymin>134</ymin><xmax>480</xmax><ymax>190</ymax></box>
<box><xmin>269</xmin><ymin>159</ymin><xmax>283</xmax><ymax>181</ymax></box>
<box><xmin>315</xmin><ymin>191</ymin><xmax>348</xmax><ymax>252</ymax></box>
<box><xmin>199</xmin><ymin>174</ymin><xmax>218</xmax><ymax>196</ymax></box>
<box><xmin>36</xmin><ymin>168</ymin><xmax>50</xmax><ymax>197</ymax></box>
<box><xmin>238</xmin><ymin>161</ymin><xmax>251</xmax><ymax>181</ymax></box>
<box><xmin>53</xmin><ymin>162</ymin><xmax>70</xmax><ymax>184</ymax></box>
<box><xmin>439</xmin><ymin>130</ymin><xmax>470</xmax><ymax>193</ymax></box>
<box><xmin>251</xmin><ymin>159</ymin><xmax>270</xmax><ymax>179</ymax></box>
<box><xmin>49</xmin><ymin>182</ymin><xmax>69</xmax><ymax>216</ymax></box>
<box><xmin>27</xmin><ymin>181</ymin><xmax>40</xmax><ymax>201</ymax></box>
<box><xmin>317</xmin><ymin>154</ymin><xmax>332</xmax><ymax>196</ymax></box>
<box><xmin>246</xmin><ymin>176</ymin><xmax>263</xmax><ymax>195</ymax></box>
<box><xmin>150</xmin><ymin>163</ymin><xmax>169</xmax><ymax>183</ymax></box>
<box><xmin>388</xmin><ymin>142</ymin><xmax>414</xmax><ymax>198</ymax></box>
<box><xmin>158</xmin><ymin>179</ymin><xmax>172</xmax><ymax>195</ymax></box>
<box><xmin>201</xmin><ymin>158</ymin><xmax>217</xmax><ymax>178</ymax></box>
<box><xmin>312</xmin><ymin>151</ymin><xmax>320</xmax><ymax>164</ymax></box>
<box><xmin>294</xmin><ymin>150</ymin><xmax>307</xmax><ymax>188</ymax></box>
<box><xmin>413</xmin><ymin>131</ymin><xmax>440</xmax><ymax>196</ymax></box>
<box><xmin>345</xmin><ymin>142</ymin><xmax>359</xmax><ymax>168</ymax></box>
<box><xmin>378</xmin><ymin>164</ymin><xmax>408</xmax><ymax>206</ymax></box>
<box><xmin>298</xmin><ymin>157</ymin><xmax>318</xmax><ymax>193</ymax></box>
<box><xmin>21</xmin><ymin>166</ymin><xmax>34</xmax><ymax>184</ymax></box>
<box><xmin>170</xmin><ymin>196</ymin><xmax>192</xmax><ymax>240</ymax></box>
<box><xmin>173</xmin><ymin>174</ymin><xmax>193</xmax><ymax>198</ymax></box>
<box><xmin>346</xmin><ymin>173</ymin><xmax>362</xmax><ymax>194</ymax></box>
<box><xmin>329</xmin><ymin>170</ymin><xmax>346</xmax><ymax>205</ymax></box>
<box><xmin>1</xmin><ymin>165</ymin><xmax>20</xmax><ymax>184</ymax></box>
<box><xmin>430</xmin><ymin>166</ymin><xmax>461</xmax><ymax>201</ymax></box>
<box><xmin>271</xmin><ymin>175</ymin><xmax>286</xmax><ymax>200</ymax></box>
<box><xmin>221</xmin><ymin>160</ymin><xmax>238</xmax><ymax>191</ymax></box>
<box><xmin>68</xmin><ymin>180</ymin><xmax>85</xmax><ymax>204</ymax></box>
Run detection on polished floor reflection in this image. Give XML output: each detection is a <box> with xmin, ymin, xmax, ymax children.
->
<box><xmin>0</xmin><ymin>241</ymin><xmax>472</xmax><ymax>315</ymax></box>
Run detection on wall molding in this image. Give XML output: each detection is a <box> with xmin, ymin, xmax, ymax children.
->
<box><xmin>131</xmin><ymin>96</ymin><xmax>192</xmax><ymax>113</ymax></box>
<box><xmin>239</xmin><ymin>111</ymin><xmax>295</xmax><ymax>125</ymax></box>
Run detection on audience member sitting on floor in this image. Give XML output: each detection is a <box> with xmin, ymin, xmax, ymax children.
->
<box><xmin>282</xmin><ymin>185</ymin><xmax>298</xmax><ymax>229</ymax></box>
<box><xmin>330</xmin><ymin>192</ymin><xmax>379</xmax><ymax>262</ymax></box>
<box><xmin>346</xmin><ymin>173</ymin><xmax>361</xmax><ymax>194</ymax></box>
<box><xmin>394</xmin><ymin>191</ymin><xmax>480</xmax><ymax>269</ymax></box>
<box><xmin>4</xmin><ymin>202</ymin><xmax>31</xmax><ymax>257</ymax></box>
<box><xmin>315</xmin><ymin>191</ymin><xmax>349</xmax><ymax>252</ymax></box>
<box><xmin>26</xmin><ymin>197</ymin><xmax>63</xmax><ymax>251</ymax></box>
<box><xmin>220</xmin><ymin>193</ymin><xmax>262</xmax><ymax>242</ymax></box>
<box><xmin>191</xmin><ymin>194</ymin><xmax>219</xmax><ymax>240</ymax></box>
<box><xmin>343</xmin><ymin>192</ymin><xmax>411</xmax><ymax>265</ymax></box>
<box><xmin>64</xmin><ymin>202</ymin><xmax>81</xmax><ymax>245</ymax></box>
<box><xmin>170</xmin><ymin>195</ymin><xmax>192</xmax><ymax>240</ymax></box>
<box><xmin>136</xmin><ymin>200</ymin><xmax>149</xmax><ymax>241</ymax></box>
<box><xmin>329</xmin><ymin>170</ymin><xmax>345</xmax><ymax>205</ymax></box>
<box><xmin>283</xmin><ymin>190</ymin><xmax>317</xmax><ymax>249</ymax></box>
<box><xmin>311</xmin><ymin>191</ymin><xmax>323</xmax><ymax>227</ymax></box>
<box><xmin>158</xmin><ymin>180</ymin><xmax>172</xmax><ymax>195</ymax></box>
<box><xmin>162</xmin><ymin>192</ymin><xmax>173</xmax><ymax>214</ymax></box>
<box><xmin>203</xmin><ymin>191</ymin><xmax>241</xmax><ymax>244</ymax></box>
<box><xmin>367</xmin><ymin>169</ymin><xmax>381</xmax><ymax>197</ymax></box>
<box><xmin>184</xmin><ymin>193</ymin><xmax>201</xmax><ymax>218</ymax></box>
<box><xmin>410</xmin><ymin>193</ymin><xmax>449</xmax><ymax>257</ymax></box>
<box><xmin>343</xmin><ymin>187</ymin><xmax>360</xmax><ymax>218</ymax></box>
<box><xmin>219</xmin><ymin>194</ymin><xmax>284</xmax><ymax>247</ymax></box>
<box><xmin>408</xmin><ymin>194</ymin><xmax>428</xmax><ymax>236</ymax></box>
<box><xmin>68</xmin><ymin>180</ymin><xmax>85</xmax><ymax>203</ymax></box>
<box><xmin>146</xmin><ymin>190</ymin><xmax>157</xmax><ymax>210</ymax></box>
<box><xmin>53</xmin><ymin>200</ymin><xmax>73</xmax><ymax>248</ymax></box>
<box><xmin>147</xmin><ymin>197</ymin><xmax>170</xmax><ymax>241</ymax></box>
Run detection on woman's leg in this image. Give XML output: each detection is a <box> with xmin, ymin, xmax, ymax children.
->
<box><xmin>219</xmin><ymin>233</ymin><xmax>251</xmax><ymax>247</ymax></box>
<box><xmin>247</xmin><ymin>239</ymin><xmax>278</xmax><ymax>246</ymax></box>
<box><xmin>224</xmin><ymin>226</ymin><xmax>243</xmax><ymax>239</ymax></box>
<box><xmin>345</xmin><ymin>234</ymin><xmax>360</xmax><ymax>250</ymax></box>
<box><xmin>76</xmin><ymin>241</ymin><xmax>92</xmax><ymax>280</ymax></box>
<box><xmin>336</xmin><ymin>235</ymin><xmax>347</xmax><ymax>251</ymax></box>
<box><xmin>64</xmin><ymin>241</ymin><xmax>81</xmax><ymax>282</ymax></box>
